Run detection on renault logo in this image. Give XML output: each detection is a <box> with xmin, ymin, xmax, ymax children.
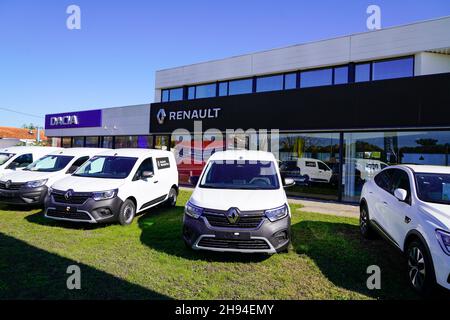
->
<box><xmin>226</xmin><ymin>208</ymin><xmax>240</xmax><ymax>224</ymax></box>
<box><xmin>5</xmin><ymin>180</ymin><xmax>11</xmax><ymax>189</ymax></box>
<box><xmin>64</xmin><ymin>190</ymin><xmax>73</xmax><ymax>200</ymax></box>
<box><xmin>156</xmin><ymin>109</ymin><xmax>166</xmax><ymax>125</ymax></box>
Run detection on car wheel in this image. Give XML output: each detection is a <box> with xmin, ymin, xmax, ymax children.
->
<box><xmin>406</xmin><ymin>240</ymin><xmax>436</xmax><ymax>296</ymax></box>
<box><xmin>359</xmin><ymin>204</ymin><xmax>376</xmax><ymax>239</ymax></box>
<box><xmin>166</xmin><ymin>187</ymin><xmax>177</xmax><ymax>207</ymax></box>
<box><xmin>118</xmin><ymin>199</ymin><xmax>136</xmax><ymax>226</ymax></box>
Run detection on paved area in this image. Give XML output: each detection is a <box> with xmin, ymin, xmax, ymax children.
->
<box><xmin>180</xmin><ymin>186</ymin><xmax>359</xmax><ymax>218</ymax></box>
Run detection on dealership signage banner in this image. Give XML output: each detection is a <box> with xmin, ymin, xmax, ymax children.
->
<box><xmin>45</xmin><ymin>110</ymin><xmax>102</xmax><ymax>129</ymax></box>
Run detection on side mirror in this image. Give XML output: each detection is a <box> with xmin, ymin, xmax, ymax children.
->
<box><xmin>283</xmin><ymin>177</ymin><xmax>295</xmax><ymax>188</ymax></box>
<box><xmin>394</xmin><ymin>188</ymin><xmax>408</xmax><ymax>202</ymax></box>
<box><xmin>7</xmin><ymin>162</ymin><xmax>18</xmax><ymax>170</ymax></box>
<box><xmin>189</xmin><ymin>176</ymin><xmax>200</xmax><ymax>186</ymax></box>
<box><xmin>141</xmin><ymin>171</ymin><xmax>154</xmax><ymax>179</ymax></box>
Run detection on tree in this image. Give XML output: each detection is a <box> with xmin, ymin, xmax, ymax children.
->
<box><xmin>22</xmin><ymin>123</ymin><xmax>37</xmax><ymax>130</ymax></box>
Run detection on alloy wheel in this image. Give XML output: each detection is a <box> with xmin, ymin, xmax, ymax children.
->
<box><xmin>408</xmin><ymin>246</ymin><xmax>426</xmax><ymax>290</ymax></box>
<box><xmin>360</xmin><ymin>208</ymin><xmax>369</xmax><ymax>234</ymax></box>
<box><xmin>123</xmin><ymin>204</ymin><xmax>135</xmax><ymax>224</ymax></box>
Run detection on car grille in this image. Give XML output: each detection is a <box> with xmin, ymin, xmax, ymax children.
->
<box><xmin>0</xmin><ymin>182</ymin><xmax>25</xmax><ymax>190</ymax></box>
<box><xmin>46</xmin><ymin>209</ymin><xmax>92</xmax><ymax>221</ymax></box>
<box><xmin>203</xmin><ymin>209</ymin><xmax>265</xmax><ymax>229</ymax></box>
<box><xmin>51</xmin><ymin>190</ymin><xmax>91</xmax><ymax>205</ymax></box>
<box><xmin>198</xmin><ymin>237</ymin><xmax>270</xmax><ymax>250</ymax></box>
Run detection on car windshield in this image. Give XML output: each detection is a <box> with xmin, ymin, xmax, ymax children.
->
<box><xmin>415</xmin><ymin>173</ymin><xmax>450</xmax><ymax>205</ymax></box>
<box><xmin>200</xmin><ymin>160</ymin><xmax>280</xmax><ymax>190</ymax></box>
<box><xmin>0</xmin><ymin>153</ymin><xmax>15</xmax><ymax>166</ymax></box>
<box><xmin>73</xmin><ymin>156</ymin><xmax>137</xmax><ymax>179</ymax></box>
<box><xmin>24</xmin><ymin>155</ymin><xmax>74</xmax><ymax>172</ymax></box>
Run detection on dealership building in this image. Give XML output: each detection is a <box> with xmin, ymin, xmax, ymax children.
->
<box><xmin>45</xmin><ymin>16</ymin><xmax>450</xmax><ymax>203</ymax></box>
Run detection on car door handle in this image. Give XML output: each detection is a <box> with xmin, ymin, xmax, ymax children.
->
<box><xmin>153</xmin><ymin>180</ymin><xmax>159</xmax><ymax>184</ymax></box>
<box><xmin>382</xmin><ymin>201</ymin><xmax>388</xmax><ymax>205</ymax></box>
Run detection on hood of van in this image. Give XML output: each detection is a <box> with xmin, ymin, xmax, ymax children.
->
<box><xmin>190</xmin><ymin>187</ymin><xmax>287</xmax><ymax>211</ymax></box>
<box><xmin>51</xmin><ymin>175</ymin><xmax>125</xmax><ymax>192</ymax></box>
<box><xmin>0</xmin><ymin>170</ymin><xmax>59</xmax><ymax>183</ymax></box>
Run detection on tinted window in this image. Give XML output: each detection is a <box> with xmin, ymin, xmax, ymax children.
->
<box><xmin>0</xmin><ymin>153</ymin><xmax>15</xmax><ymax>166</ymax></box>
<box><xmin>195</xmin><ymin>84</ymin><xmax>216</xmax><ymax>99</ymax></box>
<box><xmin>334</xmin><ymin>66</ymin><xmax>348</xmax><ymax>84</ymax></box>
<box><xmin>372</xmin><ymin>57</ymin><xmax>414</xmax><ymax>81</ymax></box>
<box><xmin>67</xmin><ymin>156</ymin><xmax>89</xmax><ymax>174</ymax></box>
<box><xmin>284</xmin><ymin>73</ymin><xmax>297</xmax><ymax>90</ymax></box>
<box><xmin>200</xmin><ymin>160</ymin><xmax>280</xmax><ymax>190</ymax></box>
<box><xmin>256</xmin><ymin>75</ymin><xmax>283</xmax><ymax>92</ymax></box>
<box><xmin>161</xmin><ymin>90</ymin><xmax>169</xmax><ymax>102</ymax></box>
<box><xmin>8</xmin><ymin>153</ymin><xmax>33</xmax><ymax>168</ymax></box>
<box><xmin>300</xmin><ymin>68</ymin><xmax>332</xmax><ymax>88</ymax></box>
<box><xmin>390</xmin><ymin>169</ymin><xmax>411</xmax><ymax>201</ymax></box>
<box><xmin>169</xmin><ymin>88</ymin><xmax>183</xmax><ymax>101</ymax></box>
<box><xmin>416</xmin><ymin>173</ymin><xmax>450</xmax><ymax>205</ymax></box>
<box><xmin>218</xmin><ymin>82</ymin><xmax>228</xmax><ymax>96</ymax></box>
<box><xmin>134</xmin><ymin>158</ymin><xmax>154</xmax><ymax>180</ymax></box>
<box><xmin>72</xmin><ymin>137</ymin><xmax>84</xmax><ymax>147</ymax></box>
<box><xmin>228</xmin><ymin>79</ymin><xmax>252</xmax><ymax>95</ymax></box>
<box><xmin>188</xmin><ymin>86</ymin><xmax>195</xmax><ymax>100</ymax></box>
<box><xmin>374</xmin><ymin>169</ymin><xmax>394</xmax><ymax>192</ymax></box>
<box><xmin>85</xmin><ymin>136</ymin><xmax>99</xmax><ymax>148</ymax></box>
<box><xmin>355</xmin><ymin>63</ymin><xmax>371</xmax><ymax>82</ymax></box>
<box><xmin>24</xmin><ymin>155</ymin><xmax>74</xmax><ymax>172</ymax></box>
<box><xmin>74</xmin><ymin>156</ymin><xmax>138</xmax><ymax>179</ymax></box>
<box><xmin>318</xmin><ymin>162</ymin><xmax>329</xmax><ymax>170</ymax></box>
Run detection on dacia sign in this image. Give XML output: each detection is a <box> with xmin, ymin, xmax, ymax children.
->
<box><xmin>45</xmin><ymin>110</ymin><xmax>102</xmax><ymax>129</ymax></box>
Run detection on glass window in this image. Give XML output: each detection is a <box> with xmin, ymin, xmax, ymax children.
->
<box><xmin>134</xmin><ymin>158</ymin><xmax>154</xmax><ymax>180</ymax></box>
<box><xmin>300</xmin><ymin>68</ymin><xmax>332</xmax><ymax>88</ymax></box>
<box><xmin>188</xmin><ymin>86</ymin><xmax>195</xmax><ymax>100</ymax></box>
<box><xmin>137</xmin><ymin>136</ymin><xmax>153</xmax><ymax>149</ymax></box>
<box><xmin>24</xmin><ymin>155</ymin><xmax>73</xmax><ymax>172</ymax></box>
<box><xmin>372</xmin><ymin>57</ymin><xmax>414</xmax><ymax>81</ymax></box>
<box><xmin>256</xmin><ymin>75</ymin><xmax>283</xmax><ymax>92</ymax></box>
<box><xmin>169</xmin><ymin>88</ymin><xmax>183</xmax><ymax>101</ymax></box>
<box><xmin>343</xmin><ymin>130</ymin><xmax>450</xmax><ymax>202</ymax></box>
<box><xmin>279</xmin><ymin>133</ymin><xmax>340</xmax><ymax>200</ymax></box>
<box><xmin>416</xmin><ymin>173</ymin><xmax>450</xmax><ymax>205</ymax></box>
<box><xmin>0</xmin><ymin>153</ymin><xmax>14</xmax><ymax>166</ymax></box>
<box><xmin>219</xmin><ymin>82</ymin><xmax>228</xmax><ymax>96</ymax></box>
<box><xmin>284</xmin><ymin>73</ymin><xmax>297</xmax><ymax>90</ymax></box>
<box><xmin>67</xmin><ymin>156</ymin><xmax>90</xmax><ymax>174</ymax></box>
<box><xmin>115</xmin><ymin>136</ymin><xmax>138</xmax><ymax>149</ymax></box>
<box><xmin>195</xmin><ymin>84</ymin><xmax>216</xmax><ymax>99</ymax></box>
<box><xmin>62</xmin><ymin>137</ymin><xmax>72</xmax><ymax>148</ymax></box>
<box><xmin>74</xmin><ymin>156</ymin><xmax>138</xmax><ymax>179</ymax></box>
<box><xmin>334</xmin><ymin>66</ymin><xmax>348</xmax><ymax>84</ymax></box>
<box><xmin>355</xmin><ymin>63</ymin><xmax>371</xmax><ymax>82</ymax></box>
<box><xmin>8</xmin><ymin>154</ymin><xmax>33</xmax><ymax>169</ymax></box>
<box><xmin>102</xmin><ymin>136</ymin><xmax>113</xmax><ymax>148</ymax></box>
<box><xmin>51</xmin><ymin>137</ymin><xmax>61</xmax><ymax>147</ymax></box>
<box><xmin>72</xmin><ymin>137</ymin><xmax>84</xmax><ymax>148</ymax></box>
<box><xmin>161</xmin><ymin>89</ymin><xmax>169</xmax><ymax>102</ymax></box>
<box><xmin>155</xmin><ymin>135</ymin><xmax>170</xmax><ymax>151</ymax></box>
<box><xmin>200</xmin><ymin>160</ymin><xmax>280</xmax><ymax>190</ymax></box>
<box><xmin>85</xmin><ymin>136</ymin><xmax>99</xmax><ymax>148</ymax></box>
<box><xmin>228</xmin><ymin>79</ymin><xmax>253</xmax><ymax>95</ymax></box>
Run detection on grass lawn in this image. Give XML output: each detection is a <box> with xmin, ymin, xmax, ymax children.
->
<box><xmin>0</xmin><ymin>190</ymin><xmax>434</xmax><ymax>300</ymax></box>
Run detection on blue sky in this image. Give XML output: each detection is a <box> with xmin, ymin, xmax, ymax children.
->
<box><xmin>0</xmin><ymin>0</ymin><xmax>449</xmax><ymax>128</ymax></box>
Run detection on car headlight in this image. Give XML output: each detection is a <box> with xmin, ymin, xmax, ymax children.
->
<box><xmin>25</xmin><ymin>179</ymin><xmax>48</xmax><ymax>188</ymax></box>
<box><xmin>265</xmin><ymin>204</ymin><xmax>289</xmax><ymax>222</ymax></box>
<box><xmin>436</xmin><ymin>229</ymin><xmax>450</xmax><ymax>255</ymax></box>
<box><xmin>92</xmin><ymin>189</ymin><xmax>117</xmax><ymax>201</ymax></box>
<box><xmin>185</xmin><ymin>201</ymin><xmax>203</xmax><ymax>219</ymax></box>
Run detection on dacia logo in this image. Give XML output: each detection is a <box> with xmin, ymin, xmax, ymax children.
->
<box><xmin>64</xmin><ymin>190</ymin><xmax>73</xmax><ymax>200</ymax></box>
<box><xmin>226</xmin><ymin>208</ymin><xmax>240</xmax><ymax>224</ymax></box>
<box><xmin>156</xmin><ymin>109</ymin><xmax>166</xmax><ymax>125</ymax></box>
<box><xmin>5</xmin><ymin>180</ymin><xmax>11</xmax><ymax>189</ymax></box>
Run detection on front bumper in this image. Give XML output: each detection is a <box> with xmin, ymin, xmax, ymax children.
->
<box><xmin>44</xmin><ymin>191</ymin><xmax>123</xmax><ymax>223</ymax></box>
<box><xmin>430</xmin><ymin>243</ymin><xmax>450</xmax><ymax>290</ymax></box>
<box><xmin>183</xmin><ymin>210</ymin><xmax>291</xmax><ymax>254</ymax></box>
<box><xmin>0</xmin><ymin>186</ymin><xmax>48</xmax><ymax>205</ymax></box>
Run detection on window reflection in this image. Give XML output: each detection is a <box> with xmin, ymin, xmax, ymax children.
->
<box><xmin>300</xmin><ymin>68</ymin><xmax>332</xmax><ymax>88</ymax></box>
<box><xmin>228</xmin><ymin>79</ymin><xmax>252</xmax><ymax>95</ymax></box>
<box><xmin>372</xmin><ymin>57</ymin><xmax>414</xmax><ymax>81</ymax></box>
<box><xmin>256</xmin><ymin>75</ymin><xmax>283</xmax><ymax>92</ymax></box>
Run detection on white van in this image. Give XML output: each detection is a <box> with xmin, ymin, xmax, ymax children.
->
<box><xmin>45</xmin><ymin>149</ymin><xmax>178</xmax><ymax>225</ymax></box>
<box><xmin>296</xmin><ymin>158</ymin><xmax>333</xmax><ymax>183</ymax></box>
<box><xmin>183</xmin><ymin>150</ymin><xmax>294</xmax><ymax>253</ymax></box>
<box><xmin>0</xmin><ymin>148</ymin><xmax>106</xmax><ymax>206</ymax></box>
<box><xmin>0</xmin><ymin>146</ymin><xmax>61</xmax><ymax>177</ymax></box>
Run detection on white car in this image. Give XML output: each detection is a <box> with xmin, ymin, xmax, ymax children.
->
<box><xmin>360</xmin><ymin>165</ymin><xmax>450</xmax><ymax>295</ymax></box>
<box><xmin>0</xmin><ymin>146</ymin><xmax>61</xmax><ymax>177</ymax></box>
<box><xmin>45</xmin><ymin>149</ymin><xmax>179</xmax><ymax>225</ymax></box>
<box><xmin>183</xmin><ymin>150</ymin><xmax>294</xmax><ymax>254</ymax></box>
<box><xmin>0</xmin><ymin>148</ymin><xmax>105</xmax><ymax>206</ymax></box>
<box><xmin>297</xmin><ymin>158</ymin><xmax>333</xmax><ymax>183</ymax></box>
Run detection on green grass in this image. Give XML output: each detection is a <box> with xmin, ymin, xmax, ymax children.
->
<box><xmin>0</xmin><ymin>190</ymin><xmax>428</xmax><ymax>300</ymax></box>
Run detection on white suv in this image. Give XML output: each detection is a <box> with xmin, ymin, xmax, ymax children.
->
<box><xmin>360</xmin><ymin>165</ymin><xmax>450</xmax><ymax>295</ymax></box>
<box><xmin>183</xmin><ymin>150</ymin><xmax>294</xmax><ymax>254</ymax></box>
<box><xmin>45</xmin><ymin>149</ymin><xmax>178</xmax><ymax>225</ymax></box>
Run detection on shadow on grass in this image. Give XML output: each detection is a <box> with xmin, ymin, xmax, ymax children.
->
<box><xmin>137</xmin><ymin>204</ymin><xmax>270</xmax><ymax>263</ymax></box>
<box><xmin>0</xmin><ymin>232</ymin><xmax>170</xmax><ymax>299</ymax></box>
<box><xmin>291</xmin><ymin>219</ymin><xmax>450</xmax><ymax>300</ymax></box>
<box><xmin>24</xmin><ymin>211</ymin><xmax>114</xmax><ymax>230</ymax></box>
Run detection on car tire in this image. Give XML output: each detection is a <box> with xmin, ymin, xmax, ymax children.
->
<box><xmin>359</xmin><ymin>204</ymin><xmax>376</xmax><ymax>239</ymax></box>
<box><xmin>166</xmin><ymin>187</ymin><xmax>178</xmax><ymax>207</ymax></box>
<box><xmin>118</xmin><ymin>199</ymin><xmax>136</xmax><ymax>226</ymax></box>
<box><xmin>406</xmin><ymin>240</ymin><xmax>436</xmax><ymax>296</ymax></box>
